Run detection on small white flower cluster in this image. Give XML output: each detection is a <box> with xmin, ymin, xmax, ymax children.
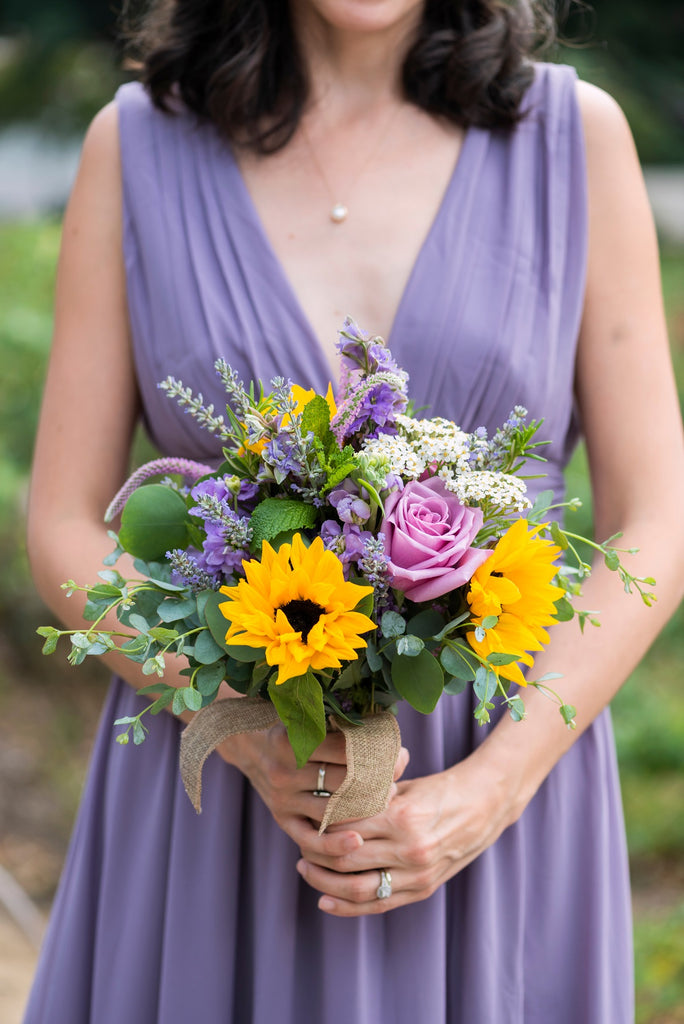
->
<box><xmin>439</xmin><ymin>468</ymin><xmax>530</xmax><ymax>511</ymax></box>
<box><xmin>363</xmin><ymin>416</ymin><xmax>475</xmax><ymax>480</ymax></box>
<box><xmin>361</xmin><ymin>435</ymin><xmax>425</xmax><ymax>479</ymax></box>
<box><xmin>395</xmin><ymin>415</ymin><xmax>472</xmax><ymax>470</ymax></box>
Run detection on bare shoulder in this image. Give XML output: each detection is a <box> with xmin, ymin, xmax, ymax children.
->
<box><xmin>62</xmin><ymin>101</ymin><xmax>122</xmax><ymax>248</ymax></box>
<box><xmin>81</xmin><ymin>100</ymin><xmax>120</xmax><ymax>162</ymax></box>
<box><xmin>574</xmin><ymin>80</ymin><xmax>642</xmax><ymax>185</ymax></box>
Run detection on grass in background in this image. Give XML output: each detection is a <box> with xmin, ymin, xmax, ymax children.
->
<box><xmin>1</xmin><ymin>219</ymin><xmax>683</xmax><ymax>1021</ymax></box>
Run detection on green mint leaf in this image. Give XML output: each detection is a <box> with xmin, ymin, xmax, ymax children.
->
<box><xmin>250</xmin><ymin>498</ymin><xmax>318</xmax><ymax>549</ymax></box>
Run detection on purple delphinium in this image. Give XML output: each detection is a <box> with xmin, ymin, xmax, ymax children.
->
<box><xmin>189</xmin><ymin>478</ymin><xmax>253</xmax><ymax>579</ymax></box>
<box><xmin>320</xmin><ymin>520</ymin><xmax>373</xmax><ymax>576</ymax></box>
<box><xmin>331</xmin><ymin>318</ymin><xmax>409</xmax><ymax>446</ymax></box>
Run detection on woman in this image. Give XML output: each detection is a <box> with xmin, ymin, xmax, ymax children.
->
<box><xmin>25</xmin><ymin>1</ymin><xmax>684</xmax><ymax>1022</ymax></box>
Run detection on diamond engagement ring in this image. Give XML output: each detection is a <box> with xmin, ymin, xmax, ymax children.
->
<box><xmin>313</xmin><ymin>765</ymin><xmax>331</xmax><ymax>798</ymax></box>
<box><xmin>376</xmin><ymin>869</ymin><xmax>392</xmax><ymax>900</ymax></box>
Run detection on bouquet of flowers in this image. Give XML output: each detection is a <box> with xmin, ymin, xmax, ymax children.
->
<box><xmin>39</xmin><ymin>319</ymin><xmax>654</xmax><ymax>829</ymax></box>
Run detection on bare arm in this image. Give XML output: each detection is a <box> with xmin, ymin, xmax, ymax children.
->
<box><xmin>297</xmin><ymin>82</ymin><xmax>684</xmax><ymax>915</ymax></box>
<box><xmin>27</xmin><ymin>103</ymin><xmax>391</xmax><ymax>852</ymax></box>
<box><xmin>27</xmin><ymin>102</ymin><xmax>144</xmax><ymax>658</ymax></box>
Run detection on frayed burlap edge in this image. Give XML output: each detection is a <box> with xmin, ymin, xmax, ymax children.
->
<box><xmin>180</xmin><ymin>698</ymin><xmax>279</xmax><ymax>812</ymax></box>
<box><xmin>179</xmin><ymin>699</ymin><xmax>401</xmax><ymax>831</ymax></box>
<box><xmin>318</xmin><ymin>712</ymin><xmax>401</xmax><ymax>834</ymax></box>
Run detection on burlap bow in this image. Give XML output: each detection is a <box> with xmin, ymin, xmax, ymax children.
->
<box><xmin>179</xmin><ymin>698</ymin><xmax>401</xmax><ymax>833</ymax></box>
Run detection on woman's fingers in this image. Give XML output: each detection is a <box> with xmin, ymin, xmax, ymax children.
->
<box><xmin>286</xmin><ymin>816</ymin><xmax>364</xmax><ymax>858</ymax></box>
<box><xmin>306</xmin><ymin>760</ymin><xmax>346</xmax><ymax>796</ymax></box>
<box><xmin>394</xmin><ymin>746</ymin><xmax>410</xmax><ymax>781</ymax></box>
<box><xmin>311</xmin><ymin>731</ymin><xmax>348</xmax><ymax>764</ymax></box>
<box><xmin>295</xmin><ymin>860</ymin><xmax>431</xmax><ymax>916</ymax></box>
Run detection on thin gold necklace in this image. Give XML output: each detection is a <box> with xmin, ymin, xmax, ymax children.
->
<box><xmin>300</xmin><ymin>105</ymin><xmax>402</xmax><ymax>225</ymax></box>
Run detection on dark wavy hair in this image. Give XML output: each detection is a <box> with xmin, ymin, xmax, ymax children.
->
<box><xmin>123</xmin><ymin>0</ymin><xmax>563</xmax><ymax>153</ymax></box>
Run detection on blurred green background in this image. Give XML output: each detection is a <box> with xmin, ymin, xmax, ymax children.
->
<box><xmin>0</xmin><ymin>2</ymin><xmax>683</xmax><ymax>1022</ymax></box>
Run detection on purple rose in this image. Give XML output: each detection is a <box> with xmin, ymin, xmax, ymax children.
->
<box><xmin>382</xmin><ymin>477</ymin><xmax>491</xmax><ymax>602</ymax></box>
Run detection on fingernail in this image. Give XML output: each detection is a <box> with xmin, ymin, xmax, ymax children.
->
<box><xmin>319</xmin><ymin>897</ymin><xmax>335</xmax><ymax>912</ymax></box>
<box><xmin>296</xmin><ymin>860</ymin><xmax>306</xmax><ymax>875</ymax></box>
<box><xmin>342</xmin><ymin>834</ymin><xmax>362</xmax><ymax>852</ymax></box>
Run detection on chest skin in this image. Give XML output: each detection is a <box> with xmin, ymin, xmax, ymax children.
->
<box><xmin>234</xmin><ymin>107</ymin><xmax>466</xmax><ymax>376</ymax></box>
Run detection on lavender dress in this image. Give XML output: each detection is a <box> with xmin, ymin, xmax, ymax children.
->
<box><xmin>24</xmin><ymin>64</ymin><xmax>633</xmax><ymax>1024</ymax></box>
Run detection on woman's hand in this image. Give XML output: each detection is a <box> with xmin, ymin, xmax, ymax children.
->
<box><xmin>294</xmin><ymin>748</ymin><xmax>516</xmax><ymax>916</ymax></box>
<box><xmin>218</xmin><ymin>724</ymin><xmax>410</xmax><ymax>859</ymax></box>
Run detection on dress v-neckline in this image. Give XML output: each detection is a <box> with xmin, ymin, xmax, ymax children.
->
<box><xmin>222</xmin><ymin>125</ymin><xmax>480</xmax><ymax>386</ymax></box>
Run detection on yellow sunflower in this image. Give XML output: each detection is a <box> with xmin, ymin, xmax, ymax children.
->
<box><xmin>287</xmin><ymin>383</ymin><xmax>337</xmax><ymax>423</ymax></box>
<box><xmin>466</xmin><ymin>519</ymin><xmax>565</xmax><ymax>686</ymax></box>
<box><xmin>240</xmin><ymin>383</ymin><xmax>337</xmax><ymax>455</ymax></box>
<box><xmin>219</xmin><ymin>533</ymin><xmax>375</xmax><ymax>685</ymax></box>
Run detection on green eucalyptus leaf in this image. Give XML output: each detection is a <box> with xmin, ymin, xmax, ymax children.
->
<box><xmin>604</xmin><ymin>549</ymin><xmax>620</xmax><ymax>571</ymax></box>
<box><xmin>527</xmin><ymin>489</ymin><xmax>555</xmax><ymax>523</ymax></box>
<box><xmin>365</xmin><ymin>639</ymin><xmax>383</xmax><ymax>673</ymax></box>
<box><xmin>439</xmin><ymin>645</ymin><xmax>479</xmax><ymax>680</ymax></box>
<box><xmin>182</xmin><ymin>687</ymin><xmax>203</xmax><ymax>712</ymax></box>
<box><xmin>553</xmin><ymin>597</ymin><xmax>575</xmax><ymax>622</ymax></box>
<box><xmin>473</xmin><ymin>668</ymin><xmax>498</xmax><ymax>703</ymax></box>
<box><xmin>172</xmin><ymin>689</ymin><xmax>186</xmax><ymax>716</ymax></box>
<box><xmin>195</xmin><ymin>589</ymin><xmax>213</xmax><ymax>625</ymax></box>
<box><xmin>118</xmin><ymin>484</ymin><xmax>191</xmax><ymax>561</ymax></box>
<box><xmin>381</xmin><ymin>611</ymin><xmax>406</xmax><ymax>638</ymax></box>
<box><xmin>508</xmin><ymin>695</ymin><xmax>526</xmax><ymax>722</ymax></box>
<box><xmin>148</xmin><ymin>688</ymin><xmax>176</xmax><ymax>715</ymax></box>
<box><xmin>396</xmin><ymin>634</ymin><xmax>425</xmax><ymax>657</ymax></box>
<box><xmin>203</xmin><ymin>589</ymin><xmax>263</xmax><ymax>662</ymax></box>
<box><xmin>128</xmin><ymin>613</ymin><xmax>151</xmax><ymax>635</ymax></box>
<box><xmin>203</xmin><ymin>589</ymin><xmax>233</xmax><ymax>651</ymax></box>
<box><xmin>148</xmin><ymin>626</ymin><xmax>180</xmax><ymax>644</ymax></box>
<box><xmin>391</xmin><ymin>648</ymin><xmax>443</xmax><ymax>714</ymax></box>
<box><xmin>133</xmin><ymin>719</ymin><xmax>147</xmax><ymax>745</ymax></box>
<box><xmin>481</xmin><ymin>615</ymin><xmax>498</xmax><ymax>630</ymax></box>
<box><xmin>406</xmin><ymin>609</ymin><xmax>445</xmax><ymax>639</ymax></box>
<box><xmin>443</xmin><ymin>676</ymin><xmax>468</xmax><ymax>695</ymax></box>
<box><xmin>196</xmin><ymin>662</ymin><xmax>226</xmax><ymax>697</ymax></box>
<box><xmin>550</xmin><ymin>520</ymin><xmax>569</xmax><ymax>551</ymax></box>
<box><xmin>486</xmin><ymin>652</ymin><xmax>519</xmax><ymax>666</ymax></box>
<box><xmin>194</xmin><ymin>629</ymin><xmax>226</xmax><ymax>665</ymax></box>
<box><xmin>41</xmin><ymin>633</ymin><xmax>59</xmax><ymax>655</ymax></box>
<box><xmin>433</xmin><ymin>611</ymin><xmax>471</xmax><ymax>641</ymax></box>
<box><xmin>158</xmin><ymin>597</ymin><xmax>198</xmax><ymax>622</ymax></box>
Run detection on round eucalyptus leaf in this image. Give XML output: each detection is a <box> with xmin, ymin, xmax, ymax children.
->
<box><xmin>118</xmin><ymin>484</ymin><xmax>190</xmax><ymax>561</ymax></box>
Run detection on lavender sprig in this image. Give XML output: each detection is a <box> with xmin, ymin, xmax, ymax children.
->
<box><xmin>159</xmin><ymin>377</ymin><xmax>231</xmax><ymax>439</ymax></box>
<box><xmin>166</xmin><ymin>549</ymin><xmax>221</xmax><ymax>592</ymax></box>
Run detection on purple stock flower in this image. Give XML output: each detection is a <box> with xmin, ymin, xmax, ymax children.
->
<box><xmin>189</xmin><ymin>477</ymin><xmax>253</xmax><ymax>581</ymax></box>
<box><xmin>320</xmin><ymin>519</ymin><xmax>373</xmax><ymax>575</ymax></box>
<box><xmin>329</xmin><ymin>488</ymin><xmax>371</xmax><ymax>525</ymax></box>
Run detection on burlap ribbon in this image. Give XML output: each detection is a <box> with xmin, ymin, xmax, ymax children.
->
<box><xmin>179</xmin><ymin>698</ymin><xmax>401</xmax><ymax>834</ymax></box>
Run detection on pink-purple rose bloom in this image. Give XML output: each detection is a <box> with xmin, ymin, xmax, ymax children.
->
<box><xmin>382</xmin><ymin>477</ymin><xmax>491</xmax><ymax>602</ymax></box>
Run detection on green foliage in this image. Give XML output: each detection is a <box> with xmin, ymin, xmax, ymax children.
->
<box><xmin>249</xmin><ymin>498</ymin><xmax>319</xmax><ymax>549</ymax></box>
<box><xmin>118</xmin><ymin>484</ymin><xmax>191</xmax><ymax>561</ymax></box>
<box><xmin>391</xmin><ymin>649</ymin><xmax>443</xmax><ymax>714</ymax></box>
<box><xmin>268</xmin><ymin>670</ymin><xmax>327</xmax><ymax>768</ymax></box>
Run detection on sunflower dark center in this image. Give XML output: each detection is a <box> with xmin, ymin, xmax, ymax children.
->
<box><xmin>278</xmin><ymin>599</ymin><xmax>325</xmax><ymax>644</ymax></box>
<box><xmin>491</xmin><ymin>571</ymin><xmax>504</xmax><ymax>577</ymax></box>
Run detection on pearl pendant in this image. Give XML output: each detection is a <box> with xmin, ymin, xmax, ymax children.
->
<box><xmin>330</xmin><ymin>203</ymin><xmax>348</xmax><ymax>224</ymax></box>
